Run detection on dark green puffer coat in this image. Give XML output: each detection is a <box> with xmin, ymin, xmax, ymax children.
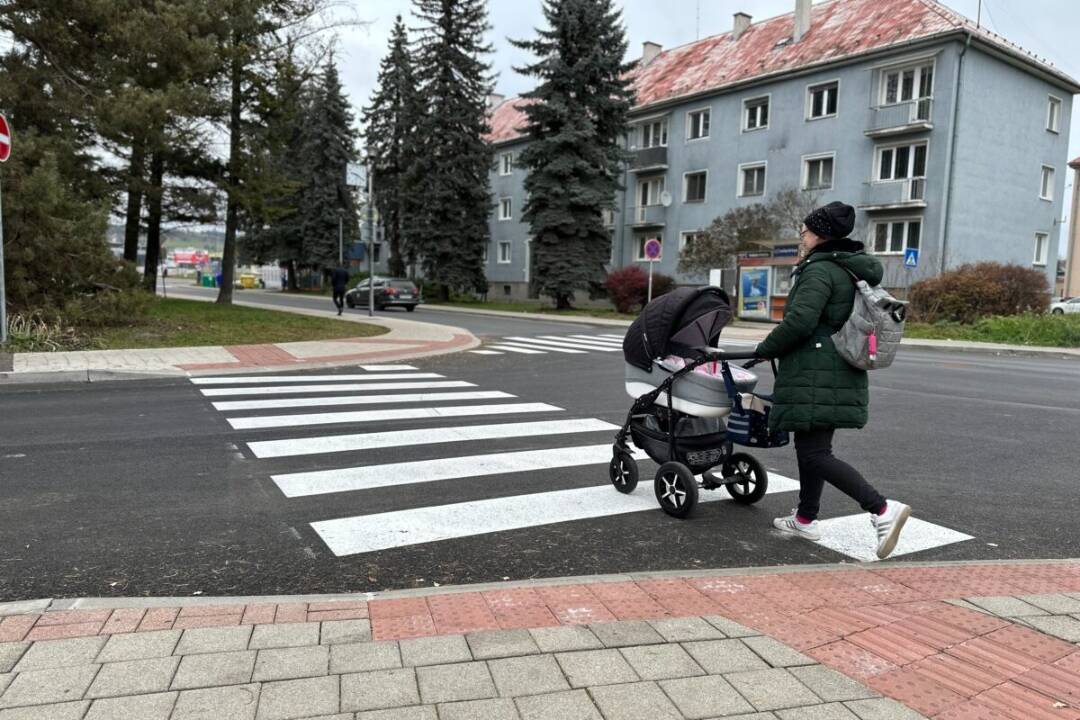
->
<box><xmin>754</xmin><ymin>238</ymin><xmax>884</xmax><ymax>432</ymax></box>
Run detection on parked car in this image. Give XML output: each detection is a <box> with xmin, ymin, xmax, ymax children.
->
<box><xmin>1050</xmin><ymin>297</ymin><xmax>1080</xmax><ymax>315</ymax></box>
<box><xmin>345</xmin><ymin>277</ymin><xmax>421</xmax><ymax>312</ymax></box>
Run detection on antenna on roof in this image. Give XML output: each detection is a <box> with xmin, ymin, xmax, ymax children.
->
<box><xmin>977</xmin><ymin>0</ymin><xmax>982</xmax><ymax>29</ymax></box>
<box><xmin>696</xmin><ymin>0</ymin><xmax>701</xmax><ymax>40</ymax></box>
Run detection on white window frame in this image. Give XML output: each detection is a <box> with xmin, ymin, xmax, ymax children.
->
<box><xmin>679</xmin><ymin>231</ymin><xmax>705</xmax><ymax>252</ymax></box>
<box><xmin>742</xmin><ymin>95</ymin><xmax>770</xmax><ymax>132</ymax></box>
<box><xmin>1040</xmin><ymin>165</ymin><xmax>1055</xmax><ymax>201</ymax></box>
<box><xmin>806</xmin><ymin>80</ymin><xmax>840</xmax><ymax>120</ymax></box>
<box><xmin>874</xmin><ymin>140</ymin><xmax>929</xmax><ymax>183</ymax></box>
<box><xmin>869</xmin><ymin>217</ymin><xmax>923</xmax><ymax>255</ymax></box>
<box><xmin>636</xmin><ymin>235</ymin><xmax>663</xmax><ymax>262</ymax></box>
<box><xmin>878</xmin><ymin>59</ymin><xmax>935</xmax><ymax>106</ymax></box>
<box><xmin>637</xmin><ymin>117</ymin><xmax>669</xmax><ymax>149</ymax></box>
<box><xmin>685</xmin><ymin>106</ymin><xmax>711</xmax><ymax>141</ymax></box>
<box><xmin>497</xmin><ymin>241</ymin><xmax>512</xmax><ymax>264</ymax></box>
<box><xmin>802</xmin><ymin>152</ymin><xmax>836</xmax><ymax>191</ymax></box>
<box><xmin>1034</xmin><ymin>232</ymin><xmax>1049</xmax><ymax>266</ymax></box>
<box><xmin>637</xmin><ymin>176</ymin><xmax>666</xmax><ymax>207</ymax></box>
<box><xmin>499</xmin><ymin>197</ymin><xmax>512</xmax><ymax>221</ymax></box>
<box><xmin>683</xmin><ymin>170</ymin><xmax>708</xmax><ymax>203</ymax></box>
<box><xmin>1047</xmin><ymin>95</ymin><xmax>1062</xmax><ymax>133</ymax></box>
<box><xmin>737</xmin><ymin>161</ymin><xmax>767</xmax><ymax>198</ymax></box>
<box><xmin>499</xmin><ymin>152</ymin><xmax>513</xmax><ymax>176</ymax></box>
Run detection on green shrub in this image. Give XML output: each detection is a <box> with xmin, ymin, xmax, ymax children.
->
<box><xmin>64</xmin><ymin>287</ymin><xmax>153</xmax><ymax>329</ymax></box>
<box><xmin>603</xmin><ymin>266</ymin><xmax>674</xmax><ymax>313</ymax></box>
<box><xmin>908</xmin><ymin>262</ymin><xmax>1049</xmax><ymax>324</ymax></box>
<box><xmin>5</xmin><ymin>312</ymin><xmax>88</xmax><ymax>352</ymax></box>
<box><xmin>906</xmin><ymin>313</ymin><xmax>1080</xmax><ymax>348</ymax></box>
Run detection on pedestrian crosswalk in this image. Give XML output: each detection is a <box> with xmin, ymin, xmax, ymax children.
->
<box><xmin>470</xmin><ymin>333</ymin><xmax>626</xmax><ymax>356</ymax></box>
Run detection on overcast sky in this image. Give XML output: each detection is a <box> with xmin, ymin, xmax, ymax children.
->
<box><xmin>333</xmin><ymin>0</ymin><xmax>1080</xmax><ymax>252</ymax></box>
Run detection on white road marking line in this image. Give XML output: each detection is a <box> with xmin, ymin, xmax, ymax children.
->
<box><xmin>192</xmin><ymin>373</ymin><xmax>443</xmax><ymax>385</ymax></box>
<box><xmin>212</xmin><ymin>390</ymin><xmax>515</xmax><ymax>412</ymax></box>
<box><xmin>273</xmin><ymin>444</ymin><xmax>650</xmax><ymax>498</ymax></box>
<box><xmin>200</xmin><ymin>381</ymin><xmax>474</xmax><ymax>397</ymax></box>
<box><xmin>312</xmin><ymin>473</ymin><xmax>800</xmax><ymax>556</ymax></box>
<box><xmin>228</xmin><ymin>402</ymin><xmax>563</xmax><ymax>430</ymax></box>
<box><xmin>248</xmin><ymin>418</ymin><xmax>619</xmax><ymax>459</ymax></box>
<box><xmin>497</xmin><ymin>340</ymin><xmax>587</xmax><ymax>354</ymax></box>
<box><xmin>486</xmin><ymin>344</ymin><xmax>547</xmax><ymax>355</ymax></box>
<box><xmin>469</xmin><ymin>350</ymin><xmax>504</xmax><ymax>355</ymax></box>
<box><xmin>813</xmin><ymin>515</ymin><xmax>974</xmax><ymax>563</ymax></box>
<box><xmin>359</xmin><ymin>365</ymin><xmax>417</xmax><ymax>371</ymax></box>
<box><xmin>567</xmin><ymin>335</ymin><xmax>623</xmax><ymax>345</ymax></box>
<box><xmin>597</xmin><ymin>334</ymin><xmax>626</xmax><ymax>340</ymax></box>
<box><xmin>535</xmin><ymin>336</ymin><xmax>621</xmax><ymax>351</ymax></box>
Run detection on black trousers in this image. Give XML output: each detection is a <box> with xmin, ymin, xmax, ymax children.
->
<box><xmin>794</xmin><ymin>429</ymin><xmax>886</xmax><ymax>521</ymax></box>
<box><xmin>333</xmin><ymin>289</ymin><xmax>345</xmax><ymax>311</ymax></box>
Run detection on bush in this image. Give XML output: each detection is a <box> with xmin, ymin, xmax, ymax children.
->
<box><xmin>603</xmin><ymin>266</ymin><xmax>674</xmax><ymax>313</ymax></box>
<box><xmin>908</xmin><ymin>262</ymin><xmax>1050</xmax><ymax>324</ymax></box>
<box><xmin>907</xmin><ymin>313</ymin><xmax>1080</xmax><ymax>348</ymax></box>
<box><xmin>5</xmin><ymin>312</ymin><xmax>87</xmax><ymax>352</ymax></box>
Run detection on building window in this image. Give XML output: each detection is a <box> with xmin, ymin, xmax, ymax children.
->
<box><xmin>639</xmin><ymin>118</ymin><xmax>668</xmax><ymax>148</ymax></box>
<box><xmin>1047</xmin><ymin>96</ymin><xmax>1062</xmax><ymax>133</ymax></box>
<box><xmin>880</xmin><ymin>61</ymin><xmax>934</xmax><ymax>105</ymax></box>
<box><xmin>687</xmin><ymin>108</ymin><xmax>710</xmax><ymax>140</ymax></box>
<box><xmin>876</xmin><ymin>141</ymin><xmax>927</xmax><ymax>181</ymax></box>
<box><xmin>807</xmin><ymin>81</ymin><xmax>838</xmax><ymax>119</ymax></box>
<box><xmin>372</xmin><ymin>244</ymin><xmax>382</xmax><ymax>263</ymax></box>
<box><xmin>497</xmin><ymin>241</ymin><xmax>511</xmax><ymax>263</ymax></box>
<box><xmin>803</xmin><ymin>154</ymin><xmax>834</xmax><ymax>190</ymax></box>
<box><xmin>871</xmin><ymin>219</ymin><xmax>921</xmax><ymax>255</ymax></box>
<box><xmin>499</xmin><ymin>197</ymin><xmax>512</xmax><ymax>220</ymax></box>
<box><xmin>743</xmin><ymin>96</ymin><xmax>769</xmax><ymax>131</ymax></box>
<box><xmin>680</xmin><ymin>231</ymin><xmax>705</xmax><ymax>252</ymax></box>
<box><xmin>638</xmin><ymin>176</ymin><xmax>665</xmax><ymax>206</ymax></box>
<box><xmin>601</xmin><ymin>208</ymin><xmax>615</xmax><ymax>227</ymax></box>
<box><xmin>499</xmin><ymin>153</ymin><xmax>513</xmax><ymax>175</ymax></box>
<box><xmin>684</xmin><ymin>171</ymin><xmax>707</xmax><ymax>203</ymax></box>
<box><xmin>503</xmin><ymin>284</ymin><xmax>512</xmax><ymax>296</ymax></box>
<box><xmin>1034</xmin><ymin>232</ymin><xmax>1049</xmax><ymax>266</ymax></box>
<box><xmin>738</xmin><ymin>162</ymin><xmax>766</xmax><ymax>197</ymax></box>
<box><xmin>1040</xmin><ymin>165</ymin><xmax>1055</xmax><ymax>201</ymax></box>
<box><xmin>636</xmin><ymin>235</ymin><xmax>662</xmax><ymax>261</ymax></box>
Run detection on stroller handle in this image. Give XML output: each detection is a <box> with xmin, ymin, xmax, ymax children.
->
<box><xmin>702</xmin><ymin>349</ymin><xmax>758</xmax><ymax>361</ymax></box>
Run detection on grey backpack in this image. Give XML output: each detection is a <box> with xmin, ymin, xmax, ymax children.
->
<box><xmin>830</xmin><ymin>265</ymin><xmax>907</xmax><ymax>370</ymax></box>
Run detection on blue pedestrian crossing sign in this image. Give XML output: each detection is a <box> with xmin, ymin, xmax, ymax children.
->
<box><xmin>904</xmin><ymin>248</ymin><xmax>919</xmax><ymax>269</ymax></box>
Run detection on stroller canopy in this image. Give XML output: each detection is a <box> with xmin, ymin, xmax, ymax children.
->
<box><xmin>623</xmin><ymin>286</ymin><xmax>733</xmax><ymax>371</ymax></box>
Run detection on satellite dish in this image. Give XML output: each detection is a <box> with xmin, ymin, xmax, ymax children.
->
<box><xmin>660</xmin><ymin>191</ymin><xmax>672</xmax><ymax>208</ymax></box>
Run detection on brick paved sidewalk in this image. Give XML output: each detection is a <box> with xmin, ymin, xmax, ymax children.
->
<box><xmin>2</xmin><ymin>561</ymin><xmax>1079</xmax><ymax>719</ymax></box>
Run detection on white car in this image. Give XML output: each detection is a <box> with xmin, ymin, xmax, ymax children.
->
<box><xmin>1050</xmin><ymin>297</ymin><xmax>1080</xmax><ymax>315</ymax></box>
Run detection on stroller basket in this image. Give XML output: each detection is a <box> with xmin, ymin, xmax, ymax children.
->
<box><xmin>629</xmin><ymin>415</ymin><xmax>727</xmax><ymax>474</ymax></box>
<box><xmin>726</xmin><ymin>394</ymin><xmax>790</xmax><ymax>448</ymax></box>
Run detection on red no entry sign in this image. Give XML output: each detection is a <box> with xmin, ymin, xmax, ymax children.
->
<box><xmin>0</xmin><ymin>114</ymin><xmax>10</xmax><ymax>162</ymax></box>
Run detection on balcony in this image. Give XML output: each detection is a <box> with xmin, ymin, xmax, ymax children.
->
<box><xmin>626</xmin><ymin>205</ymin><xmax>666</xmax><ymax>228</ymax></box>
<box><xmin>630</xmin><ymin>146</ymin><xmax>668</xmax><ymax>173</ymax></box>
<box><xmin>865</xmin><ymin>98</ymin><xmax>933</xmax><ymax>138</ymax></box>
<box><xmin>859</xmin><ymin>178</ymin><xmax>927</xmax><ymax>212</ymax></box>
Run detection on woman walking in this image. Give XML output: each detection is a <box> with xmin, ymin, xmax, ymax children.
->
<box><xmin>754</xmin><ymin>202</ymin><xmax>911</xmax><ymax>560</ymax></box>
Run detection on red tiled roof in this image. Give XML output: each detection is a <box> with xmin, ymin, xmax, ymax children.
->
<box><xmin>486</xmin><ymin>97</ymin><xmax>534</xmax><ymax>145</ymax></box>
<box><xmin>486</xmin><ymin>0</ymin><xmax>1077</xmax><ymax>145</ymax></box>
<box><xmin>1070</xmin><ymin>156</ymin><xmax>1080</xmax><ymax>169</ymax></box>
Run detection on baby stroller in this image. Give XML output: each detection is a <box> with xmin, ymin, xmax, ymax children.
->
<box><xmin>610</xmin><ymin>286</ymin><xmax>789</xmax><ymax>518</ymax></box>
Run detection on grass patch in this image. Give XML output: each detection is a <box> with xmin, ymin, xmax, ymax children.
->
<box><xmin>906</xmin><ymin>313</ymin><xmax>1080</xmax><ymax>348</ymax></box>
<box><xmin>429</xmin><ymin>298</ymin><xmax>637</xmax><ymax>321</ymax></box>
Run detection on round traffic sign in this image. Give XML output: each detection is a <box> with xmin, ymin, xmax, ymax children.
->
<box><xmin>644</xmin><ymin>238</ymin><xmax>662</xmax><ymax>260</ymax></box>
<box><xmin>0</xmin><ymin>114</ymin><xmax>10</xmax><ymax>163</ymax></box>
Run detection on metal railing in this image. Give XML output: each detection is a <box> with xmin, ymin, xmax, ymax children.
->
<box><xmin>867</xmin><ymin>97</ymin><xmax>934</xmax><ymax>134</ymax></box>
<box><xmin>626</xmin><ymin>205</ymin><xmax>666</xmax><ymax>226</ymax></box>
<box><xmin>861</xmin><ymin>178</ymin><xmax>928</xmax><ymax>209</ymax></box>
<box><xmin>630</xmin><ymin>145</ymin><xmax>668</xmax><ymax>172</ymax></box>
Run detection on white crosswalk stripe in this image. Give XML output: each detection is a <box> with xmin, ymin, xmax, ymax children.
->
<box><xmin>486</xmin><ymin>344</ymin><xmax>546</xmax><ymax>354</ymax></box>
<box><xmin>227</xmin><ymin>402</ymin><xmax>563</xmax><ymax>430</ymax></box>
<box><xmin>200</xmin><ymin>380</ymin><xmax>475</xmax><ymax>397</ymax></box>
<box><xmin>193</xmin><ymin>373</ymin><xmax>442</xmax><ymax>385</ymax></box>
<box><xmin>469</xmin><ymin>349</ymin><xmax>504</xmax><ymax>355</ymax></box>
<box><xmin>212</xmin><ymin>390</ymin><xmax>514</xmax><ymax>412</ymax></box>
<box><xmin>495</xmin><ymin>341</ymin><xmax>587</xmax><ymax>354</ymax></box>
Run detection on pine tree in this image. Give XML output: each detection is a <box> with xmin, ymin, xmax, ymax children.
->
<box><xmin>409</xmin><ymin>0</ymin><xmax>494</xmax><ymax>296</ymax></box>
<box><xmin>511</xmin><ymin>0</ymin><xmax>634</xmax><ymax>309</ymax></box>
<box><xmin>363</xmin><ymin>15</ymin><xmax>421</xmax><ymax>278</ymax></box>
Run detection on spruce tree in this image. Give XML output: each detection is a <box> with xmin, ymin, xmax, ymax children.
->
<box><xmin>409</xmin><ymin>0</ymin><xmax>493</xmax><ymax>296</ymax></box>
<box><xmin>511</xmin><ymin>0</ymin><xmax>634</xmax><ymax>309</ymax></box>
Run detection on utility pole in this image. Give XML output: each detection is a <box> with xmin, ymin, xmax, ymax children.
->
<box><xmin>0</xmin><ymin>175</ymin><xmax>6</xmax><ymax>345</ymax></box>
<box><xmin>338</xmin><ymin>213</ymin><xmax>344</xmax><ymax>266</ymax></box>
<box><xmin>367</xmin><ymin>160</ymin><xmax>375</xmax><ymax>317</ymax></box>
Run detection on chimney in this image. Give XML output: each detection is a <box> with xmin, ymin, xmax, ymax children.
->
<box><xmin>487</xmin><ymin>93</ymin><xmax>506</xmax><ymax>109</ymax></box>
<box><xmin>732</xmin><ymin>12</ymin><xmax>752</xmax><ymax>41</ymax></box>
<box><xmin>642</xmin><ymin>41</ymin><xmax>662</xmax><ymax>65</ymax></box>
<box><xmin>793</xmin><ymin>0</ymin><xmax>812</xmax><ymax>42</ymax></box>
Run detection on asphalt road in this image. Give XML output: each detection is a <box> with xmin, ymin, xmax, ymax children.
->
<box><xmin>2</xmin><ymin>316</ymin><xmax>1079</xmax><ymax>602</ymax></box>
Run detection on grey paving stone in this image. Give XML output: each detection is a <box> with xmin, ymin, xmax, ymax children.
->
<box><xmin>554</xmin><ymin>649</ymin><xmax>638</xmax><ymax>688</ymax></box>
<box><xmin>742</xmin><ymin>636</ymin><xmax>816</xmax><ymax>668</ymax></box>
<box><xmin>777</xmin><ymin>704</ymin><xmax>860</xmax><ymax>720</ymax></box>
<box><xmin>416</xmin><ymin>662</ymin><xmax>496</xmax><ymax>704</ymax></box>
<box><xmin>0</xmin><ymin>700</ymin><xmax>89</xmax><ymax>720</ymax></box>
<box><xmin>12</xmin><ymin>635</ymin><xmax>106</xmax><ymax>672</ymax></box>
<box><xmin>703</xmin><ymin>616</ymin><xmax>761</xmax><ymax>638</ymax></box>
<box><xmin>320</xmin><ymin>619</ymin><xmax>372</xmax><ymax>645</ymax></box>
<box><xmin>249</xmin><ymin>622</ymin><xmax>320</xmax><ymax>650</ymax></box>
<box><xmin>438</xmin><ymin>698</ymin><xmax>519</xmax><ymax>720</ymax></box>
<box><xmin>648</xmin><ymin>617</ymin><xmax>725</xmax><ymax>643</ymax></box>
<box><xmin>725</xmin><ymin>669</ymin><xmax>821</xmax><ymax>712</ymax></box>
<box><xmin>0</xmin><ymin>664</ymin><xmax>99</xmax><ymax>709</ymax></box>
<box><xmin>172</xmin><ymin>683</ymin><xmax>261</xmax><ymax>720</ymax></box>
<box><xmin>171</xmin><ymin>650</ymin><xmax>256</xmax><ymax>690</ymax></box>
<box><xmin>1023</xmin><ymin>614</ymin><xmax>1080</xmax><ymax>642</ymax></box>
<box><xmin>514</xmin><ymin>689</ymin><xmax>601</xmax><ymax>720</ymax></box>
<box><xmin>256</xmin><ymin>675</ymin><xmax>339</xmax><ymax>720</ymax></box>
<box><xmin>253</xmin><ymin>644</ymin><xmax>329</xmax><ymax>681</ymax></box>
<box><xmin>965</xmin><ymin>596</ymin><xmax>1047</xmax><ymax>618</ymax></box>
<box><xmin>715</xmin><ymin>714</ymin><xmax>779</xmax><ymax>720</ymax></box>
<box><xmin>331</xmin><ymin>641</ymin><xmax>401</xmax><ymax>674</ymax></box>
<box><xmin>399</xmin><ymin>635</ymin><xmax>471</xmax><ymax>667</ymax></box>
<box><xmin>529</xmin><ymin>626</ymin><xmax>602</xmax><ymax>654</ymax></box>
<box><xmin>789</xmin><ymin>666</ymin><xmax>878</xmax><ymax>703</ymax></box>
<box><xmin>174</xmin><ymin>625</ymin><xmax>253</xmax><ymax>656</ymax></box>
<box><xmin>86</xmin><ymin>655</ymin><xmax>180</xmax><ymax>698</ymax></box>
<box><xmin>301</xmin><ymin>715</ymin><xmax>353</xmax><ymax>720</ymax></box>
<box><xmin>843</xmin><ymin>698</ymin><xmax>927</xmax><ymax>720</ymax></box>
<box><xmin>619</xmin><ymin>643</ymin><xmax>704</xmax><ymax>681</ymax></box>
<box><xmin>588</xmin><ymin>680</ymin><xmax>681</xmax><ymax>720</ymax></box>
<box><xmin>682</xmin><ymin>639</ymin><xmax>769</xmax><ymax>674</ymax></box>
<box><xmin>84</xmin><ymin>691</ymin><xmax>176</xmax><ymax>720</ymax></box>
<box><xmin>589</xmin><ymin>621</ymin><xmax>664</xmax><ymax>648</ymax></box>
<box><xmin>0</xmin><ymin>644</ymin><xmax>28</xmax><ymax>674</ymax></box>
<box><xmin>96</xmin><ymin>629</ymin><xmax>181</xmax><ymax>662</ymax></box>
<box><xmin>488</xmin><ymin>655</ymin><xmax>570</xmax><ymax>697</ymax></box>
<box><xmin>0</xmin><ymin>674</ymin><xmax>9</xmax><ymax>696</ymax></box>
<box><xmin>659</xmin><ymin>674</ymin><xmax>755</xmax><ymax>719</ymax></box>
<box><xmin>467</xmin><ymin>630</ymin><xmax>540</xmax><ymax>660</ymax></box>
<box><xmin>1019</xmin><ymin>593</ymin><xmax>1080</xmax><ymax>615</ymax></box>
<box><xmin>341</xmin><ymin>668</ymin><xmax>419</xmax><ymax>712</ymax></box>
<box><xmin>356</xmin><ymin>706</ymin><xmax>436</xmax><ymax>720</ymax></box>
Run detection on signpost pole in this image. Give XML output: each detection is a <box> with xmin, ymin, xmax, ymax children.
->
<box><xmin>338</xmin><ymin>214</ymin><xmax>343</xmax><ymax>266</ymax></box>
<box><xmin>0</xmin><ymin>175</ymin><xmax>6</xmax><ymax>345</ymax></box>
<box><xmin>367</xmin><ymin>161</ymin><xmax>374</xmax><ymax>318</ymax></box>
<box><xmin>647</xmin><ymin>259</ymin><xmax>654</xmax><ymax>304</ymax></box>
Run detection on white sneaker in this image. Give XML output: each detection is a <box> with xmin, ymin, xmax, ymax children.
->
<box><xmin>773</xmin><ymin>510</ymin><xmax>822</xmax><ymax>541</ymax></box>
<box><xmin>872</xmin><ymin>500</ymin><xmax>912</xmax><ymax>560</ymax></box>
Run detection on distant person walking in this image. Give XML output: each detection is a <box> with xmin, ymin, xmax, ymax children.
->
<box><xmin>754</xmin><ymin>202</ymin><xmax>911</xmax><ymax>559</ymax></box>
<box><xmin>331</xmin><ymin>266</ymin><xmax>349</xmax><ymax>315</ymax></box>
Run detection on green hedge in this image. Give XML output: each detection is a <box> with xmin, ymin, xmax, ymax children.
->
<box><xmin>906</xmin><ymin>313</ymin><xmax>1080</xmax><ymax>348</ymax></box>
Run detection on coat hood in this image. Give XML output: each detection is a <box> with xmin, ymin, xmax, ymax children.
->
<box><xmin>804</xmin><ymin>238</ymin><xmax>884</xmax><ymax>286</ymax></box>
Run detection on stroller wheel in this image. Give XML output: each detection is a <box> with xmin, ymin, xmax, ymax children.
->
<box><xmin>723</xmin><ymin>452</ymin><xmax>768</xmax><ymax>505</ymax></box>
<box><xmin>609</xmin><ymin>451</ymin><xmax>639</xmax><ymax>494</ymax></box>
<box><xmin>654</xmin><ymin>462</ymin><xmax>699</xmax><ymax>518</ymax></box>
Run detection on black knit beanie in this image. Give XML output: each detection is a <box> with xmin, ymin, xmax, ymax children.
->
<box><xmin>803</xmin><ymin>201</ymin><xmax>856</xmax><ymax>240</ymax></box>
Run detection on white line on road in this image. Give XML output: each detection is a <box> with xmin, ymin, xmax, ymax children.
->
<box><xmin>469</xmin><ymin>350</ymin><xmax>504</xmax><ymax>355</ymax></box>
<box><xmin>228</xmin><ymin>402</ymin><xmax>564</xmax><ymax>430</ymax></box>
<box><xmin>359</xmin><ymin>365</ymin><xmax>417</xmax><ymax>371</ymax></box>
<box><xmin>200</xmin><ymin>381</ymin><xmax>475</xmax><ymax>397</ymax></box>
<box><xmin>597</xmin><ymin>334</ymin><xmax>626</xmax><ymax>340</ymax></box>
<box><xmin>496</xmin><ymin>340</ymin><xmax>587</xmax><ymax>354</ymax></box>
<box><xmin>192</xmin><ymin>373</ymin><xmax>442</xmax><ymax>385</ymax></box>
<box><xmin>311</xmin><ymin>473</ymin><xmax>800</xmax><ymax>556</ymax></box>
<box><xmin>486</xmin><ymin>345</ymin><xmax>547</xmax><ymax>354</ymax></box>
<box><xmin>247</xmin><ymin>418</ymin><xmax>619</xmax><ymax>459</ymax></box>
<box><xmin>273</xmin><ymin>444</ymin><xmax>649</xmax><ymax>497</ymax></box>
<box><xmin>212</xmin><ymin>390</ymin><xmax>515</xmax><ymax>412</ymax></box>
<box><xmin>567</xmin><ymin>335</ymin><xmax>623</xmax><ymax>345</ymax></box>
<box><xmin>535</xmin><ymin>336</ymin><xmax>622</xmax><ymax>351</ymax></box>
<box><xmin>813</xmin><ymin>515</ymin><xmax>974</xmax><ymax>563</ymax></box>
<box><xmin>505</xmin><ymin>336</ymin><xmax>618</xmax><ymax>352</ymax></box>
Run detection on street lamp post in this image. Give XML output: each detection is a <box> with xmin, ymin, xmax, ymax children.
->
<box><xmin>367</xmin><ymin>161</ymin><xmax>375</xmax><ymax>318</ymax></box>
